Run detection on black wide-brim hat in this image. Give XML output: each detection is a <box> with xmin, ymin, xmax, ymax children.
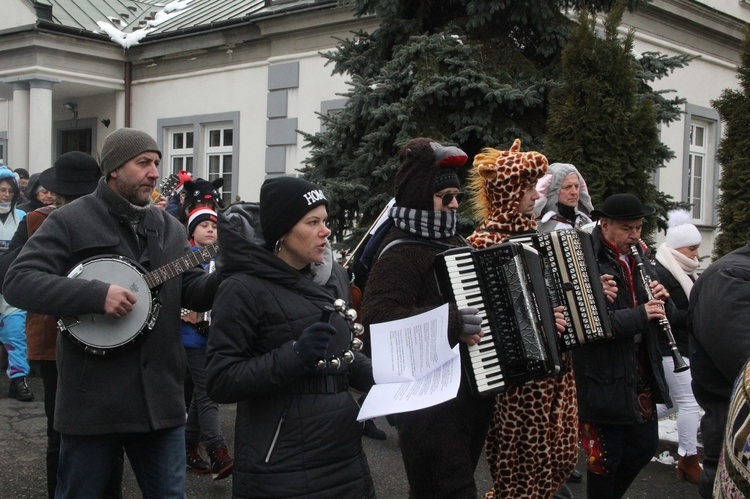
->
<box><xmin>590</xmin><ymin>193</ymin><xmax>655</xmax><ymax>220</ymax></box>
<box><xmin>38</xmin><ymin>151</ymin><xmax>102</xmax><ymax>197</ymax></box>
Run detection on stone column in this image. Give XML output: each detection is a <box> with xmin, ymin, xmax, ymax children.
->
<box><xmin>9</xmin><ymin>82</ymin><xmax>29</xmax><ymax>170</ymax></box>
<box><xmin>28</xmin><ymin>79</ymin><xmax>56</xmax><ymax>172</ymax></box>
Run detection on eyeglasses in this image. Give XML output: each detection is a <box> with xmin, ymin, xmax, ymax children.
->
<box><xmin>435</xmin><ymin>192</ymin><xmax>464</xmax><ymax>206</ymax></box>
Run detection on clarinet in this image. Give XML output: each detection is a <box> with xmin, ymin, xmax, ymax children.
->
<box><xmin>629</xmin><ymin>244</ymin><xmax>689</xmax><ymax>373</ymax></box>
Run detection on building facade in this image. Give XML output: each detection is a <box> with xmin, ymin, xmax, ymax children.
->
<box><xmin>0</xmin><ymin>0</ymin><xmax>747</xmax><ymax>260</ymax></box>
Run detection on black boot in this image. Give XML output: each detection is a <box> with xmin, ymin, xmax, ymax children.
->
<box><xmin>568</xmin><ymin>469</ymin><xmax>583</xmax><ymax>483</ymax></box>
<box><xmin>362</xmin><ymin>419</ymin><xmax>387</xmax><ymax>440</ymax></box>
<box><xmin>9</xmin><ymin>377</ymin><xmax>34</xmax><ymax>402</ymax></box>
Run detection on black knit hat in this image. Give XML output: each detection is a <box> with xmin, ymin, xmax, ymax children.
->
<box><xmin>100</xmin><ymin>128</ymin><xmax>161</xmax><ymax>176</ymax></box>
<box><xmin>13</xmin><ymin>168</ymin><xmax>29</xmax><ymax>180</ymax></box>
<box><xmin>38</xmin><ymin>152</ymin><xmax>101</xmax><ymax>197</ymax></box>
<box><xmin>395</xmin><ymin>138</ymin><xmax>467</xmax><ymax>210</ymax></box>
<box><xmin>187</xmin><ymin>207</ymin><xmax>218</xmax><ymax>238</ymax></box>
<box><xmin>260</xmin><ymin>176</ymin><xmax>328</xmax><ymax>249</ymax></box>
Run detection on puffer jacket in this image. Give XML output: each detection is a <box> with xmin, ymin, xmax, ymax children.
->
<box><xmin>572</xmin><ymin>226</ymin><xmax>672</xmax><ymax>424</ymax></box>
<box><xmin>206</xmin><ymin>212</ymin><xmax>375</xmax><ymax>499</ymax></box>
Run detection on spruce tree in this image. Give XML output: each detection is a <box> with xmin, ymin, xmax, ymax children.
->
<box><xmin>302</xmin><ymin>0</ymin><xmax>644</xmax><ymax>245</ymax></box>
<box><xmin>711</xmin><ymin>30</ymin><xmax>750</xmax><ymax>258</ymax></box>
<box><xmin>544</xmin><ymin>1</ymin><xmax>690</xmax><ymax>238</ymax></box>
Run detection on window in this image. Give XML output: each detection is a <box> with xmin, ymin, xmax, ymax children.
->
<box><xmin>0</xmin><ymin>141</ymin><xmax>5</xmax><ymax>166</ymax></box>
<box><xmin>682</xmin><ymin>104</ymin><xmax>720</xmax><ymax>226</ymax></box>
<box><xmin>158</xmin><ymin>112</ymin><xmax>239</xmax><ymax>202</ymax></box>
<box><xmin>206</xmin><ymin>125</ymin><xmax>233</xmax><ymax>204</ymax></box>
<box><xmin>687</xmin><ymin>123</ymin><xmax>707</xmax><ymax>221</ymax></box>
<box><xmin>169</xmin><ymin>128</ymin><xmax>194</xmax><ymax>175</ymax></box>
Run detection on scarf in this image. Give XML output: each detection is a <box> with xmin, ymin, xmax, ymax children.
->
<box><xmin>0</xmin><ymin>202</ymin><xmax>10</xmax><ymax>215</ymax></box>
<box><xmin>655</xmin><ymin>242</ymin><xmax>698</xmax><ymax>298</ymax></box>
<box><xmin>390</xmin><ymin>205</ymin><xmax>457</xmax><ymax>240</ymax></box>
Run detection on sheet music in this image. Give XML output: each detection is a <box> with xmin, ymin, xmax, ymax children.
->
<box><xmin>357</xmin><ymin>304</ymin><xmax>461</xmax><ymax>422</ymax></box>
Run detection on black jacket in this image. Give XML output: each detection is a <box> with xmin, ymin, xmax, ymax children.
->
<box><xmin>653</xmin><ymin>260</ymin><xmax>691</xmax><ymax>357</ymax></box>
<box><xmin>572</xmin><ymin>226</ymin><xmax>672</xmax><ymax>424</ymax></box>
<box><xmin>205</xmin><ymin>211</ymin><xmax>374</xmax><ymax>499</ymax></box>
<box><xmin>689</xmin><ymin>239</ymin><xmax>750</xmax><ymax>496</ymax></box>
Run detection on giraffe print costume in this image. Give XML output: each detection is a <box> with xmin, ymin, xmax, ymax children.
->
<box><xmin>467</xmin><ymin>139</ymin><xmax>578</xmax><ymax>499</ymax></box>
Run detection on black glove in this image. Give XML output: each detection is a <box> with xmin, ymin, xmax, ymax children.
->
<box><xmin>294</xmin><ymin>322</ymin><xmax>337</xmax><ymax>367</ymax></box>
<box><xmin>459</xmin><ymin>307</ymin><xmax>482</xmax><ymax>336</ymax></box>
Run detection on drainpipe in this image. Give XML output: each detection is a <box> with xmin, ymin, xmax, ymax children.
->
<box><xmin>124</xmin><ymin>61</ymin><xmax>132</xmax><ymax>127</ymax></box>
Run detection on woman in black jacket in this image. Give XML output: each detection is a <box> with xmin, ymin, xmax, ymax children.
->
<box><xmin>206</xmin><ymin>177</ymin><xmax>375</xmax><ymax>499</ymax></box>
<box><xmin>653</xmin><ymin>209</ymin><xmax>703</xmax><ymax>485</ymax></box>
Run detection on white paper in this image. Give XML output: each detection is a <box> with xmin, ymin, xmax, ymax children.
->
<box><xmin>357</xmin><ymin>304</ymin><xmax>461</xmax><ymax>422</ymax></box>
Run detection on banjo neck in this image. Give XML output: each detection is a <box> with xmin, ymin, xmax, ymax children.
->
<box><xmin>144</xmin><ymin>241</ymin><xmax>219</xmax><ymax>289</ymax></box>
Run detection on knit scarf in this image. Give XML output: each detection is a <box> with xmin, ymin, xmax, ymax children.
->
<box><xmin>655</xmin><ymin>242</ymin><xmax>698</xmax><ymax>298</ymax></box>
<box><xmin>0</xmin><ymin>202</ymin><xmax>10</xmax><ymax>215</ymax></box>
<box><xmin>390</xmin><ymin>205</ymin><xmax>456</xmax><ymax>239</ymax></box>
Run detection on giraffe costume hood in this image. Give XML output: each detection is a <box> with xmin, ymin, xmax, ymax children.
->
<box><xmin>467</xmin><ymin>138</ymin><xmax>549</xmax><ymax>248</ymax></box>
<box><xmin>465</xmin><ymin>139</ymin><xmax>579</xmax><ymax>499</ymax></box>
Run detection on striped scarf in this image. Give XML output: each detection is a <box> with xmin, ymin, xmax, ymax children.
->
<box><xmin>390</xmin><ymin>205</ymin><xmax>456</xmax><ymax>239</ymax></box>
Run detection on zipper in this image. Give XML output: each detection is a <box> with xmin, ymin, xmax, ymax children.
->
<box><xmin>264</xmin><ymin>412</ymin><xmax>286</xmax><ymax>463</ymax></box>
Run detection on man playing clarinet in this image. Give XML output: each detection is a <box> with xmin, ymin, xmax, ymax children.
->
<box><xmin>574</xmin><ymin>193</ymin><xmax>675</xmax><ymax>499</ymax></box>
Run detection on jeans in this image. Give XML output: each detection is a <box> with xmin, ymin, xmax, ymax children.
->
<box><xmin>656</xmin><ymin>356</ymin><xmax>700</xmax><ymax>457</ymax></box>
<box><xmin>185</xmin><ymin>347</ymin><xmax>225</xmax><ymax>451</ymax></box>
<box><xmin>55</xmin><ymin>426</ymin><xmax>186</xmax><ymax>499</ymax></box>
<box><xmin>0</xmin><ymin>310</ymin><xmax>29</xmax><ymax>378</ymax></box>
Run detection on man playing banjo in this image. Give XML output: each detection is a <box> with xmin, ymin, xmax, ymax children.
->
<box><xmin>3</xmin><ymin>128</ymin><xmax>221</xmax><ymax>498</ymax></box>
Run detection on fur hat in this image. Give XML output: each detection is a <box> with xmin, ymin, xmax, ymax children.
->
<box><xmin>260</xmin><ymin>176</ymin><xmax>328</xmax><ymax>249</ymax></box>
<box><xmin>394</xmin><ymin>138</ymin><xmax>468</xmax><ymax>211</ymax></box>
<box><xmin>183</xmin><ymin>178</ymin><xmax>224</xmax><ymax>209</ymax></box>
<box><xmin>187</xmin><ymin>207</ymin><xmax>218</xmax><ymax>237</ymax></box>
<box><xmin>666</xmin><ymin>209</ymin><xmax>701</xmax><ymax>249</ymax></box>
<box><xmin>38</xmin><ymin>152</ymin><xmax>101</xmax><ymax>197</ymax></box>
<box><xmin>100</xmin><ymin>128</ymin><xmax>161</xmax><ymax>176</ymax></box>
<box><xmin>591</xmin><ymin>193</ymin><xmax>655</xmax><ymax>220</ymax></box>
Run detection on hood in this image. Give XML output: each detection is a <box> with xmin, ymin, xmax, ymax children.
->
<box><xmin>216</xmin><ymin>205</ymin><xmax>335</xmax><ymax>298</ymax></box>
<box><xmin>0</xmin><ymin>166</ymin><xmax>21</xmax><ymax>208</ymax></box>
<box><xmin>26</xmin><ymin>173</ymin><xmax>42</xmax><ymax>198</ymax></box>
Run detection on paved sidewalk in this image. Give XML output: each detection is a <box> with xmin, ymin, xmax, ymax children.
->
<box><xmin>1</xmin><ymin>373</ymin><xmax>700</xmax><ymax>498</ymax></box>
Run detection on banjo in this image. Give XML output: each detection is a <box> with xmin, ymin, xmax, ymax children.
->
<box><xmin>58</xmin><ymin>242</ymin><xmax>218</xmax><ymax>356</ymax></box>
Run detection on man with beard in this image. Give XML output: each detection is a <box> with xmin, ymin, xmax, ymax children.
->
<box><xmin>3</xmin><ymin>128</ymin><xmax>221</xmax><ymax>498</ymax></box>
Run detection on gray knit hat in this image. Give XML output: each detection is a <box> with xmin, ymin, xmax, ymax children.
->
<box><xmin>100</xmin><ymin>128</ymin><xmax>161</xmax><ymax>176</ymax></box>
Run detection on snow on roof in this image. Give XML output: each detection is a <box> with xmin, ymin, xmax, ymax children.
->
<box><xmin>96</xmin><ymin>0</ymin><xmax>192</xmax><ymax>49</ymax></box>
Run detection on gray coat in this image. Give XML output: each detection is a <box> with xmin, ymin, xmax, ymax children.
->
<box><xmin>3</xmin><ymin>178</ymin><xmax>219</xmax><ymax>435</ymax></box>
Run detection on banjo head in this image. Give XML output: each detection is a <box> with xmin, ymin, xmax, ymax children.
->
<box><xmin>61</xmin><ymin>256</ymin><xmax>154</xmax><ymax>354</ymax></box>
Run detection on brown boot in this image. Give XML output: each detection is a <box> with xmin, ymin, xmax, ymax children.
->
<box><xmin>677</xmin><ymin>454</ymin><xmax>702</xmax><ymax>484</ymax></box>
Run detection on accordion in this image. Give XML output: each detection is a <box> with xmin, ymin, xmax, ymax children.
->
<box><xmin>509</xmin><ymin>229</ymin><xmax>612</xmax><ymax>351</ymax></box>
<box><xmin>435</xmin><ymin>242</ymin><xmax>561</xmax><ymax>396</ymax></box>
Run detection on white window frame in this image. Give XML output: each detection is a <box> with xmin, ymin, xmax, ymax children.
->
<box><xmin>167</xmin><ymin>127</ymin><xmax>194</xmax><ymax>176</ymax></box>
<box><xmin>157</xmin><ymin>112</ymin><xmax>239</xmax><ymax>200</ymax></box>
<box><xmin>205</xmin><ymin>124</ymin><xmax>234</xmax><ymax>205</ymax></box>
<box><xmin>682</xmin><ymin>104</ymin><xmax>720</xmax><ymax>227</ymax></box>
<box><xmin>687</xmin><ymin>122</ymin><xmax>707</xmax><ymax>222</ymax></box>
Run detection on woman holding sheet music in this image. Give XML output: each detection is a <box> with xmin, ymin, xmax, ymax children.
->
<box><xmin>360</xmin><ymin>137</ymin><xmax>491</xmax><ymax>499</ymax></box>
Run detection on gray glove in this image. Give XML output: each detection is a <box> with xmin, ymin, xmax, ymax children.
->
<box><xmin>459</xmin><ymin>307</ymin><xmax>482</xmax><ymax>335</ymax></box>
